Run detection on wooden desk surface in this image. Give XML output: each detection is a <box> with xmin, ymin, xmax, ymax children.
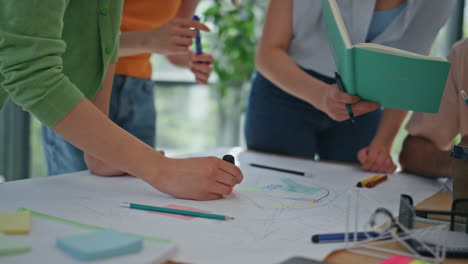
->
<box><xmin>325</xmin><ymin>190</ymin><xmax>467</xmax><ymax>264</ymax></box>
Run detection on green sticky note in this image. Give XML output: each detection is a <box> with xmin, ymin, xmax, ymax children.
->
<box><xmin>0</xmin><ymin>211</ymin><xmax>31</xmax><ymax>234</ymax></box>
<box><xmin>0</xmin><ymin>233</ymin><xmax>31</xmax><ymax>255</ymax></box>
<box><xmin>56</xmin><ymin>229</ymin><xmax>143</xmax><ymax>261</ymax></box>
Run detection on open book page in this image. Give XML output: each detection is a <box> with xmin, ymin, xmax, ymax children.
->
<box><xmin>354</xmin><ymin>43</ymin><xmax>447</xmax><ymax>61</ymax></box>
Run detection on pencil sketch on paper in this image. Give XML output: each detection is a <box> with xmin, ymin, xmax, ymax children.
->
<box><xmin>236</xmin><ymin>177</ymin><xmax>332</xmax><ymax>209</ymax></box>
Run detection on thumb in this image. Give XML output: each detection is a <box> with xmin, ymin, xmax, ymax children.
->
<box><xmin>333</xmin><ymin>87</ymin><xmax>360</xmax><ymax>104</ymax></box>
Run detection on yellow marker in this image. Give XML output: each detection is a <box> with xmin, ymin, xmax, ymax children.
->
<box><xmin>0</xmin><ymin>211</ymin><xmax>31</xmax><ymax>234</ymax></box>
<box><xmin>356</xmin><ymin>174</ymin><xmax>381</xmax><ymax>188</ymax></box>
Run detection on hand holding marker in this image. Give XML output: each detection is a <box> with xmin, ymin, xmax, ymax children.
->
<box><xmin>191</xmin><ymin>15</ymin><xmax>213</xmax><ymax>84</ymax></box>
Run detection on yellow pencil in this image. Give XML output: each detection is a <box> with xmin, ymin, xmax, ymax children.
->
<box><xmin>356</xmin><ymin>174</ymin><xmax>381</xmax><ymax>188</ymax></box>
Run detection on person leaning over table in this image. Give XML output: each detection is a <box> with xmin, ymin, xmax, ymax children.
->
<box><xmin>0</xmin><ymin>0</ymin><xmax>242</xmax><ymax>201</ymax></box>
<box><xmin>400</xmin><ymin>38</ymin><xmax>468</xmax><ymax>179</ymax></box>
<box><xmin>244</xmin><ymin>0</ymin><xmax>455</xmax><ymax>173</ymax></box>
<box><xmin>41</xmin><ymin>0</ymin><xmax>215</xmax><ymax>176</ymax></box>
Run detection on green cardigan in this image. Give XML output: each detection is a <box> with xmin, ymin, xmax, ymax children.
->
<box><xmin>0</xmin><ymin>0</ymin><xmax>123</xmax><ymax>127</ymax></box>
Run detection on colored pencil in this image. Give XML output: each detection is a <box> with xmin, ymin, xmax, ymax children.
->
<box><xmin>121</xmin><ymin>202</ymin><xmax>234</xmax><ymax>221</ymax></box>
<box><xmin>250</xmin><ymin>163</ymin><xmax>309</xmax><ymax>177</ymax></box>
<box><xmin>366</xmin><ymin>175</ymin><xmax>388</xmax><ymax>188</ymax></box>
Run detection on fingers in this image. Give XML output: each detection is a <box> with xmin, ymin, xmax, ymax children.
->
<box><xmin>196</xmin><ymin>193</ymin><xmax>223</xmax><ymax>201</ymax></box>
<box><xmin>351</xmin><ymin>101</ymin><xmax>381</xmax><ymax>117</ymax></box>
<box><xmin>330</xmin><ymin>85</ymin><xmax>360</xmax><ymax>104</ymax></box>
<box><xmin>167</xmin><ymin>45</ymin><xmax>191</xmax><ymax>55</ymax></box>
<box><xmin>172</xmin><ymin>18</ymin><xmax>211</xmax><ymax>32</ymax></box>
<box><xmin>209</xmin><ymin>182</ymin><xmax>233</xmax><ymax>196</ymax></box>
<box><xmin>192</xmin><ymin>53</ymin><xmax>213</xmax><ymax>64</ymax></box>
<box><xmin>361</xmin><ymin>151</ymin><xmax>396</xmax><ymax>173</ymax></box>
<box><xmin>191</xmin><ymin>54</ymin><xmax>214</xmax><ymax>83</ymax></box>
<box><xmin>216</xmin><ymin>171</ymin><xmax>239</xmax><ymax>187</ymax></box>
<box><xmin>357</xmin><ymin>148</ymin><xmax>368</xmax><ymax>164</ymax></box>
<box><xmin>171</xmin><ymin>36</ymin><xmax>193</xmax><ymax>47</ymax></box>
<box><xmin>171</xmin><ymin>26</ymin><xmax>197</xmax><ymax>39</ymax></box>
<box><xmin>217</xmin><ymin>158</ymin><xmax>243</xmax><ymax>184</ymax></box>
<box><xmin>335</xmin><ymin>92</ymin><xmax>360</xmax><ymax>104</ymax></box>
<box><xmin>191</xmin><ymin>64</ymin><xmax>212</xmax><ymax>84</ymax></box>
<box><xmin>369</xmin><ymin>152</ymin><xmax>387</xmax><ymax>172</ymax></box>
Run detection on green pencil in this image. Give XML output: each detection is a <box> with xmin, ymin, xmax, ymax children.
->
<box><xmin>120</xmin><ymin>202</ymin><xmax>234</xmax><ymax>221</ymax></box>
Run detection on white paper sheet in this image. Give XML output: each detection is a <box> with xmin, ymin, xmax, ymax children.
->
<box><xmin>0</xmin><ymin>149</ymin><xmax>442</xmax><ymax>264</ymax></box>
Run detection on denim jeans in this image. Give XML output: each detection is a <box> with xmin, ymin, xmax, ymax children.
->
<box><xmin>41</xmin><ymin>74</ymin><xmax>156</xmax><ymax>176</ymax></box>
<box><xmin>244</xmin><ymin>69</ymin><xmax>382</xmax><ymax>164</ymax></box>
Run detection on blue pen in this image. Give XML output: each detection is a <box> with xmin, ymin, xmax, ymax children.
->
<box><xmin>311</xmin><ymin>231</ymin><xmax>381</xmax><ymax>243</ymax></box>
<box><xmin>335</xmin><ymin>72</ymin><xmax>356</xmax><ymax>124</ymax></box>
<box><xmin>193</xmin><ymin>15</ymin><xmax>203</xmax><ymax>55</ymax></box>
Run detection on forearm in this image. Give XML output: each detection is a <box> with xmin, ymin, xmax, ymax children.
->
<box><xmin>255</xmin><ymin>47</ymin><xmax>328</xmax><ymax>107</ymax></box>
<box><xmin>91</xmin><ymin>64</ymin><xmax>115</xmax><ymax>114</ymax></box>
<box><xmin>52</xmin><ymin>98</ymin><xmax>164</xmax><ymax>181</ymax></box>
<box><xmin>399</xmin><ymin>135</ymin><xmax>451</xmax><ymax>178</ymax></box>
<box><xmin>119</xmin><ymin>0</ymin><xmax>199</xmax><ymax>58</ymax></box>
<box><xmin>371</xmin><ymin>109</ymin><xmax>408</xmax><ymax>148</ymax></box>
<box><xmin>119</xmin><ymin>30</ymin><xmax>153</xmax><ymax>57</ymax></box>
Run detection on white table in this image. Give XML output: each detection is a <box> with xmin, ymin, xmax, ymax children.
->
<box><xmin>0</xmin><ymin>148</ymin><xmax>443</xmax><ymax>264</ymax></box>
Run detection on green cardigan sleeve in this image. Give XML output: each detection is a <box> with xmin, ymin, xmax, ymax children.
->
<box><xmin>0</xmin><ymin>0</ymin><xmax>84</xmax><ymax>127</ymax></box>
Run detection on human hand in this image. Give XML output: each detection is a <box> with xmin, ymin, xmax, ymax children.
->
<box><xmin>165</xmin><ymin>52</ymin><xmax>213</xmax><ymax>84</ymax></box>
<box><xmin>149</xmin><ymin>156</ymin><xmax>243</xmax><ymax>201</ymax></box>
<box><xmin>358</xmin><ymin>143</ymin><xmax>397</xmax><ymax>173</ymax></box>
<box><xmin>84</xmin><ymin>153</ymin><xmax>127</xmax><ymax>176</ymax></box>
<box><xmin>149</xmin><ymin>17</ymin><xmax>210</xmax><ymax>55</ymax></box>
<box><xmin>318</xmin><ymin>84</ymin><xmax>380</xmax><ymax>121</ymax></box>
<box><xmin>190</xmin><ymin>54</ymin><xmax>214</xmax><ymax>84</ymax></box>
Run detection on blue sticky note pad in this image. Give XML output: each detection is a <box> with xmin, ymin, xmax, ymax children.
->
<box><xmin>56</xmin><ymin>229</ymin><xmax>142</xmax><ymax>261</ymax></box>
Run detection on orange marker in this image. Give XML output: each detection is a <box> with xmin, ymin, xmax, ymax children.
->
<box><xmin>366</xmin><ymin>175</ymin><xmax>388</xmax><ymax>188</ymax></box>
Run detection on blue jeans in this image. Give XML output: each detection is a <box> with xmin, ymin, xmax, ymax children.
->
<box><xmin>244</xmin><ymin>70</ymin><xmax>382</xmax><ymax>164</ymax></box>
<box><xmin>42</xmin><ymin>75</ymin><xmax>156</xmax><ymax>176</ymax></box>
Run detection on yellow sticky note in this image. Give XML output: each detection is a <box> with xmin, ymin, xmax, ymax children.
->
<box><xmin>0</xmin><ymin>211</ymin><xmax>31</xmax><ymax>234</ymax></box>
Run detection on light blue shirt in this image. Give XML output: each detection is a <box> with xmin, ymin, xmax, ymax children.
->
<box><xmin>288</xmin><ymin>0</ymin><xmax>456</xmax><ymax>77</ymax></box>
<box><xmin>366</xmin><ymin>1</ymin><xmax>408</xmax><ymax>42</ymax></box>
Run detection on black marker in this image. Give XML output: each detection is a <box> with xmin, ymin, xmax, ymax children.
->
<box><xmin>222</xmin><ymin>154</ymin><xmax>235</xmax><ymax>164</ymax></box>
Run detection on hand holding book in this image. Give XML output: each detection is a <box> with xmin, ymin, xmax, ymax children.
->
<box><xmin>322</xmin><ymin>0</ymin><xmax>450</xmax><ymax>113</ymax></box>
<box><xmin>317</xmin><ymin>83</ymin><xmax>380</xmax><ymax>122</ymax></box>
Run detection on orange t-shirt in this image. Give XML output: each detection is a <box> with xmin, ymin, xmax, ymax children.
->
<box><xmin>115</xmin><ymin>0</ymin><xmax>182</xmax><ymax>79</ymax></box>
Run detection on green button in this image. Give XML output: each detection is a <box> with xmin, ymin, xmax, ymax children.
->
<box><xmin>105</xmin><ymin>45</ymin><xmax>112</xmax><ymax>54</ymax></box>
<box><xmin>100</xmin><ymin>6</ymin><xmax>109</xmax><ymax>15</ymax></box>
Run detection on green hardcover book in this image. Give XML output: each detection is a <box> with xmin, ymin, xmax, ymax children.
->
<box><xmin>322</xmin><ymin>0</ymin><xmax>451</xmax><ymax>113</ymax></box>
